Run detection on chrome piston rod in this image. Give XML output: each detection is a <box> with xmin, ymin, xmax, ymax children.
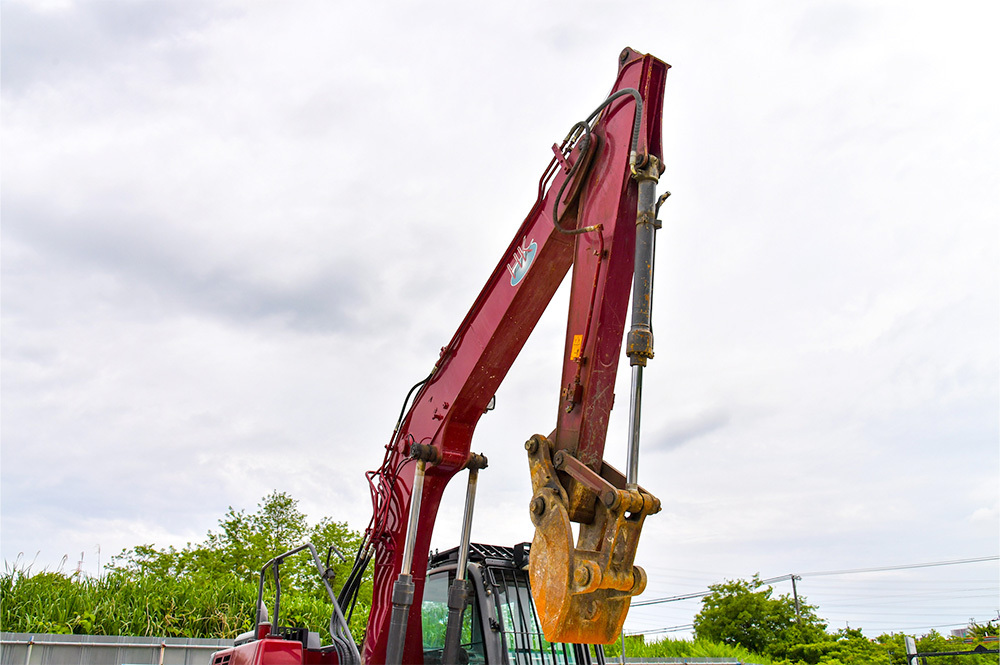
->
<box><xmin>442</xmin><ymin>453</ymin><xmax>488</xmax><ymax>665</ymax></box>
<box><xmin>386</xmin><ymin>446</ymin><xmax>435</xmax><ymax>665</ymax></box>
<box><xmin>626</xmin><ymin>364</ymin><xmax>644</xmax><ymax>489</ymax></box>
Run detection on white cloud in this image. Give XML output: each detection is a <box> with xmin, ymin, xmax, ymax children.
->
<box><xmin>2</xmin><ymin>0</ymin><xmax>997</xmax><ymax>639</ymax></box>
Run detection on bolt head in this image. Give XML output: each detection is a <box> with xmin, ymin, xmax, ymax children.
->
<box><xmin>553</xmin><ymin>450</ymin><xmax>566</xmax><ymax>469</ymax></box>
<box><xmin>530</xmin><ymin>497</ymin><xmax>545</xmax><ymax>516</ymax></box>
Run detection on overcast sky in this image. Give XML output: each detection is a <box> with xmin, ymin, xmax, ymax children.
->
<box><xmin>2</xmin><ymin>0</ymin><xmax>998</xmax><ymax>640</ymax></box>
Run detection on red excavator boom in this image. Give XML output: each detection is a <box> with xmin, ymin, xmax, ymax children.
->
<box><xmin>361</xmin><ymin>48</ymin><xmax>669</xmax><ymax>664</ymax></box>
<box><xmin>210</xmin><ymin>47</ymin><xmax>670</xmax><ymax>665</ymax></box>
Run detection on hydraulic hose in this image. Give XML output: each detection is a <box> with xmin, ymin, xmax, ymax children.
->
<box><xmin>552</xmin><ymin>88</ymin><xmax>644</xmax><ymax>235</ymax></box>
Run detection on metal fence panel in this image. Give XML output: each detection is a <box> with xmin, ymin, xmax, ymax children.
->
<box><xmin>0</xmin><ymin>633</ymin><xmax>233</xmax><ymax>665</ymax></box>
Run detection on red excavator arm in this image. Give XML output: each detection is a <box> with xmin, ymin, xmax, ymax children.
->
<box><xmin>355</xmin><ymin>49</ymin><xmax>670</xmax><ymax>664</ymax></box>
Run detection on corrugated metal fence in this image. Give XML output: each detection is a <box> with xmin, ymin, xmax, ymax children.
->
<box><xmin>0</xmin><ymin>633</ymin><xmax>232</xmax><ymax>665</ymax></box>
<box><xmin>0</xmin><ymin>633</ymin><xmax>763</xmax><ymax>665</ymax></box>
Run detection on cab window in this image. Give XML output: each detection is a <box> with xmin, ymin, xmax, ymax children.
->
<box><xmin>422</xmin><ymin>572</ymin><xmax>487</xmax><ymax>665</ymax></box>
<box><xmin>491</xmin><ymin>568</ymin><xmax>577</xmax><ymax>665</ymax></box>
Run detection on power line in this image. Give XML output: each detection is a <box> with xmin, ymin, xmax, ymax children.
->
<box><xmin>629</xmin><ymin>556</ymin><xmax>999</xmax><ymax>639</ymax></box>
<box><xmin>633</xmin><ymin>555</ymin><xmax>998</xmax><ymax>607</ymax></box>
<box><xmin>800</xmin><ymin>555</ymin><xmax>999</xmax><ymax>577</ymax></box>
<box><xmin>626</xmin><ymin>624</ymin><xmax>694</xmax><ymax>637</ymax></box>
<box><xmin>633</xmin><ymin>590</ymin><xmax>711</xmax><ymax>606</ymax></box>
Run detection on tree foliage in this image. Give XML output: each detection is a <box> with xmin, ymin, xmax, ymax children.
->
<box><xmin>1</xmin><ymin>491</ymin><xmax>371</xmax><ymax>643</ymax></box>
<box><xmin>692</xmin><ymin>575</ymin><xmax>998</xmax><ymax>665</ymax></box>
<box><xmin>693</xmin><ymin>574</ymin><xmax>826</xmax><ymax>656</ymax></box>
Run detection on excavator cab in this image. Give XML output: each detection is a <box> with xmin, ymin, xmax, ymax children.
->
<box><xmin>422</xmin><ymin>544</ymin><xmax>606</xmax><ymax>665</ymax></box>
<box><xmin>211</xmin><ymin>541</ymin><xmax>605</xmax><ymax>665</ymax></box>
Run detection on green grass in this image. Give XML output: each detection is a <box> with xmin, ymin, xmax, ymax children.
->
<box><xmin>603</xmin><ymin>634</ymin><xmax>775</xmax><ymax>664</ymax></box>
<box><xmin>0</xmin><ymin>566</ymin><xmax>334</xmax><ymax>639</ymax></box>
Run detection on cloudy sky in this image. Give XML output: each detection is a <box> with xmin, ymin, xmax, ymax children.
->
<box><xmin>2</xmin><ymin>0</ymin><xmax>997</xmax><ymax>640</ymax></box>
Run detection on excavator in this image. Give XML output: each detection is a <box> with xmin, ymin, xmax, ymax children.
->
<box><xmin>209</xmin><ymin>47</ymin><xmax>670</xmax><ymax>665</ymax></box>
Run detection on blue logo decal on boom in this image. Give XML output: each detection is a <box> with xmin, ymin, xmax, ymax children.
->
<box><xmin>507</xmin><ymin>238</ymin><xmax>538</xmax><ymax>286</ymax></box>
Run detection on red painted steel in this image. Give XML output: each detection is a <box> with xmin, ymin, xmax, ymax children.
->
<box><xmin>553</xmin><ymin>55</ymin><xmax>669</xmax><ymax>523</ymax></box>
<box><xmin>363</xmin><ymin>50</ymin><xmax>668</xmax><ymax>664</ymax></box>
<box><xmin>226</xmin><ymin>638</ymin><xmax>304</xmax><ymax>665</ymax></box>
<box><xmin>219</xmin><ymin>636</ymin><xmax>339</xmax><ymax>665</ymax></box>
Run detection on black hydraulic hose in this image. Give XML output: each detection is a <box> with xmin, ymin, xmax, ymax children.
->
<box><xmin>585</xmin><ymin>88</ymin><xmax>643</xmax><ymax>160</ymax></box>
<box><xmin>337</xmin><ymin>546</ymin><xmax>369</xmax><ymax>619</ymax></box>
<box><xmin>345</xmin><ymin>557</ymin><xmax>370</xmax><ymax>621</ymax></box>
<box><xmin>552</xmin><ymin>122</ymin><xmax>593</xmax><ymax>235</ymax></box>
<box><xmin>336</xmin><ymin>371</ymin><xmax>434</xmax><ymax>617</ymax></box>
<box><xmin>383</xmin><ymin>371</ymin><xmax>433</xmax><ymax>459</ymax></box>
<box><xmin>395</xmin><ymin>373</ymin><xmax>433</xmax><ymax>432</ymax></box>
<box><xmin>337</xmin><ymin>547</ymin><xmax>373</xmax><ymax>623</ymax></box>
<box><xmin>552</xmin><ymin>88</ymin><xmax>644</xmax><ymax>235</ymax></box>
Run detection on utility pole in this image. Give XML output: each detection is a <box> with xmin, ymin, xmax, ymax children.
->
<box><xmin>791</xmin><ymin>575</ymin><xmax>802</xmax><ymax>624</ymax></box>
<box><xmin>619</xmin><ymin>631</ymin><xmax>626</xmax><ymax>665</ymax></box>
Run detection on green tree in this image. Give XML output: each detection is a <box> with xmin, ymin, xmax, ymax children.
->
<box><xmin>906</xmin><ymin>629</ymin><xmax>999</xmax><ymax>665</ymax></box>
<box><xmin>774</xmin><ymin>628</ymin><xmax>891</xmax><ymax>665</ymax></box>
<box><xmin>112</xmin><ymin>491</ymin><xmax>326</xmax><ymax>589</ymax></box>
<box><xmin>204</xmin><ymin>491</ymin><xmax>308</xmax><ymax>581</ymax></box>
<box><xmin>309</xmin><ymin>515</ymin><xmax>370</xmax><ymax>631</ymax></box>
<box><xmin>108</xmin><ymin>492</ymin><xmax>308</xmax><ymax>582</ymax></box>
<box><xmin>693</xmin><ymin>575</ymin><xmax>826</xmax><ymax>657</ymax></box>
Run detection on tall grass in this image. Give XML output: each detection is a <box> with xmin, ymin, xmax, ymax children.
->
<box><xmin>603</xmin><ymin>635</ymin><xmax>775</xmax><ymax>664</ymax></box>
<box><xmin>0</xmin><ymin>566</ymin><xmax>333</xmax><ymax>639</ymax></box>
